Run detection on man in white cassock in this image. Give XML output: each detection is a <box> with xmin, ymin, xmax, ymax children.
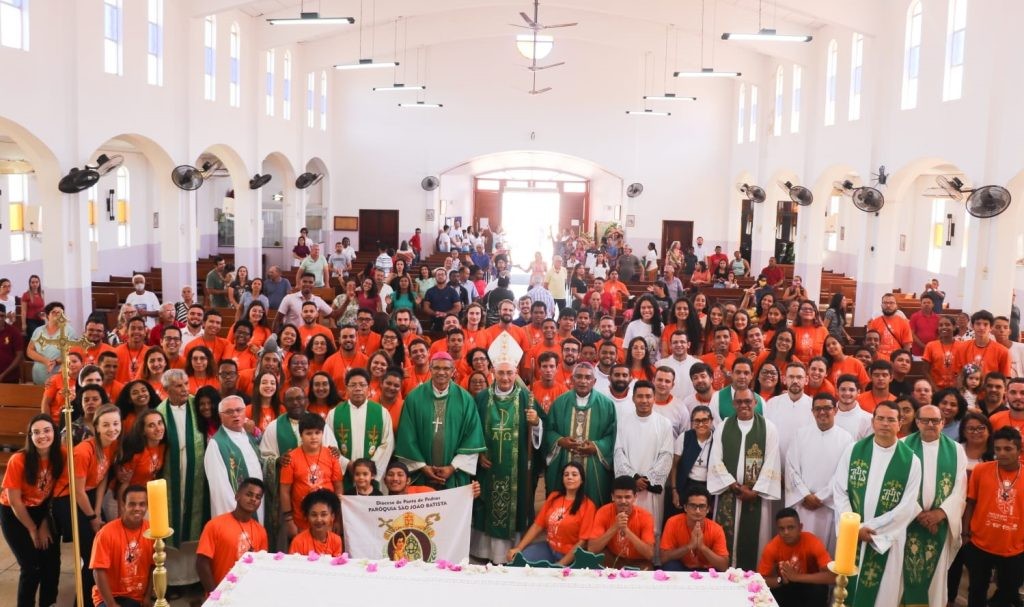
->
<box><xmin>470</xmin><ymin>332</ymin><xmax>541</xmax><ymax>563</ymax></box>
<box><xmin>707</xmin><ymin>387</ymin><xmax>782</xmax><ymax>570</ymax></box>
<box><xmin>784</xmin><ymin>393</ymin><xmax>853</xmax><ymax>553</ymax></box>
<box><xmin>898</xmin><ymin>404</ymin><xmax>966</xmax><ymax>607</ymax></box>
<box><xmin>832</xmin><ymin>401</ymin><xmax>922</xmax><ymax>607</ymax></box>
<box><xmin>834</xmin><ymin>374</ymin><xmax>873</xmax><ymax>440</ymax></box>
<box><xmin>205</xmin><ymin>395</ymin><xmax>265</xmax><ymax>522</ymax></box>
<box><xmin>763</xmin><ymin>362</ymin><xmax>815</xmax><ymax>473</ymax></box>
<box><xmin>651</xmin><ymin>366</ymin><xmax>690</xmax><ymax>439</ymax></box>
<box><xmin>614</xmin><ymin>380</ymin><xmax>675</xmax><ymax>530</ymax></box>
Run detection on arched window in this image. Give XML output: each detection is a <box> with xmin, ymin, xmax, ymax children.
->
<box><xmin>943</xmin><ymin>0</ymin><xmax>967</xmax><ymax>100</ymax></box>
<box><xmin>7</xmin><ymin>173</ymin><xmax>30</xmax><ymax>262</ymax></box>
<box><xmin>748</xmin><ymin>85</ymin><xmax>758</xmax><ymax>142</ymax></box>
<box><xmin>116</xmin><ymin>166</ymin><xmax>130</xmax><ymax>247</ymax></box>
<box><xmin>0</xmin><ymin>0</ymin><xmax>30</xmax><ymax>50</ymax></box>
<box><xmin>902</xmin><ymin>0</ymin><xmax>923</xmax><ymax>109</ymax></box>
<box><xmin>306</xmin><ymin>72</ymin><xmax>315</xmax><ymax>128</ymax></box>
<box><xmin>203</xmin><ymin>15</ymin><xmax>216</xmax><ymax>100</ymax></box>
<box><xmin>824</xmin><ymin>39</ymin><xmax>838</xmax><ymax>125</ymax></box>
<box><xmin>103</xmin><ymin>0</ymin><xmax>123</xmax><ymax>75</ymax></box>
<box><xmin>790</xmin><ymin>65</ymin><xmax>802</xmax><ymax>133</ymax></box>
<box><xmin>737</xmin><ymin>84</ymin><xmax>746</xmax><ymax>144</ymax></box>
<box><xmin>265</xmin><ymin>49</ymin><xmax>275</xmax><ymax>116</ymax></box>
<box><xmin>229</xmin><ymin>23</ymin><xmax>240</xmax><ymax>107</ymax></box>
<box><xmin>319</xmin><ymin>71</ymin><xmax>327</xmax><ymax>131</ymax></box>
<box><xmin>283</xmin><ymin>51</ymin><xmax>292</xmax><ymax>120</ymax></box>
<box><xmin>849</xmin><ymin>33</ymin><xmax>864</xmax><ymax>120</ymax></box>
<box><xmin>773</xmin><ymin>66</ymin><xmax>784</xmax><ymax>136</ymax></box>
<box><xmin>147</xmin><ymin>0</ymin><xmax>163</xmax><ymax>86</ymax></box>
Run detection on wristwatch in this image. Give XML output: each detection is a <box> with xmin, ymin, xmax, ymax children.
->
<box><xmin>776</xmin><ymin>576</ymin><xmax>784</xmax><ymax>586</ymax></box>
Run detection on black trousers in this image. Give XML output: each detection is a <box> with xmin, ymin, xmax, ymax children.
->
<box><xmin>947</xmin><ymin>542</ymin><xmax>968</xmax><ymax>602</ymax></box>
<box><xmin>964</xmin><ymin>542</ymin><xmax>1024</xmax><ymax>607</ymax></box>
<box><xmin>52</xmin><ymin>491</ymin><xmax>98</xmax><ymax>601</ymax></box>
<box><xmin>770</xmin><ymin>582</ymin><xmax>829</xmax><ymax>607</ymax></box>
<box><xmin>0</xmin><ymin>504</ymin><xmax>61</xmax><ymax>607</ymax></box>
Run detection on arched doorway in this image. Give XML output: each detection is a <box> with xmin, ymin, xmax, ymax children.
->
<box><xmin>196</xmin><ymin>144</ymin><xmax>254</xmax><ymax>272</ymax></box>
<box><xmin>258</xmin><ymin>152</ymin><xmax>298</xmax><ymax>269</ymax></box>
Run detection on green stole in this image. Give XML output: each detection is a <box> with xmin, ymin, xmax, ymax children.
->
<box><xmin>474</xmin><ymin>384</ymin><xmax>525</xmax><ymax>539</ymax></box>
<box><xmin>260</xmin><ymin>416</ymin><xmax>299</xmax><ymax>552</ymax></box>
<box><xmin>901</xmin><ymin>434</ymin><xmax>957</xmax><ymax>606</ymax></box>
<box><xmin>275</xmin><ymin>416</ymin><xmax>301</xmax><ymax>455</ymax></box>
<box><xmin>716</xmin><ymin>415</ymin><xmax>767</xmax><ymax>570</ymax></box>
<box><xmin>845</xmin><ymin>436</ymin><xmax>914</xmax><ymax>607</ymax></box>
<box><xmin>157</xmin><ymin>398</ymin><xmax>207</xmax><ymax>546</ymax></box>
<box><xmin>212</xmin><ymin>427</ymin><xmax>261</xmax><ymax>505</ymax></box>
<box><xmin>717</xmin><ymin>387</ymin><xmax>764</xmax><ymax>419</ymax></box>
<box><xmin>332</xmin><ymin>401</ymin><xmax>385</xmax><ymax>491</ymax></box>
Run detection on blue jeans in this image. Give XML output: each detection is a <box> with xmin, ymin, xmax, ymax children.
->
<box><xmin>521</xmin><ymin>542</ymin><xmax>565</xmax><ymax>564</ymax></box>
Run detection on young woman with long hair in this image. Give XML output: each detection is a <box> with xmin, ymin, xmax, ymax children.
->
<box><xmin>115</xmin><ymin>409</ymin><xmax>167</xmax><ymax>501</ymax></box>
<box><xmin>114</xmin><ymin>379</ymin><xmax>160</xmax><ymax>431</ymax></box>
<box><xmin>791</xmin><ymin>300</ymin><xmax>828</xmax><ymax>360</ymax></box>
<box><xmin>661</xmin><ymin>298</ymin><xmax>702</xmax><ymax>358</ymax></box>
<box><xmin>246</xmin><ymin>371</ymin><xmax>283</xmax><ymax>435</ymax></box>
<box><xmin>366</xmin><ymin>351</ymin><xmax>393</xmax><ymax>402</ymax></box>
<box><xmin>755</xmin><ymin>328</ymin><xmax>801</xmax><ymax>376</ymax></box>
<box><xmin>822</xmin><ymin>335</ymin><xmax>869</xmax><ymax>388</ymax></box>
<box><xmin>185</xmin><ymin>345</ymin><xmax>219</xmax><ymax>394</ymax></box>
<box><xmin>378</xmin><ymin>328</ymin><xmax>406</xmax><ymax>369</ymax></box>
<box><xmin>304</xmin><ymin>334</ymin><xmax>336</xmax><ymax>376</ymax></box>
<box><xmin>138</xmin><ymin>348</ymin><xmax>168</xmax><ymax>399</ymax></box>
<box><xmin>753</xmin><ymin>362</ymin><xmax>784</xmax><ymax>401</ymax></box>
<box><xmin>307</xmin><ymin>372</ymin><xmax>341</xmax><ymax>419</ymax></box>
<box><xmin>506</xmin><ymin>462</ymin><xmax>596</xmax><ymax>567</ymax></box>
<box><xmin>623</xmin><ymin>295</ymin><xmax>663</xmax><ymax>354</ymax></box>
<box><xmin>194</xmin><ymin>385</ymin><xmax>222</xmax><ymax>441</ymax></box>
<box><xmin>624</xmin><ymin>337</ymin><xmax>657</xmax><ymax>381</ymax></box>
<box><xmin>823</xmin><ymin>293</ymin><xmax>852</xmax><ymax>344</ymax></box>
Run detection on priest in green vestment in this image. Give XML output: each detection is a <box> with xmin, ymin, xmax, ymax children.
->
<box><xmin>154</xmin><ymin>369</ymin><xmax>209</xmax><ymax>585</ymax></box>
<box><xmin>395</xmin><ymin>351</ymin><xmax>487</xmax><ymax>488</ymax></box>
<box><xmin>205</xmin><ymin>395</ymin><xmax>264</xmax><ymax>521</ymax></box>
<box><xmin>259</xmin><ymin>386</ymin><xmax>309</xmax><ymax>550</ymax></box>
<box><xmin>543</xmin><ymin>362</ymin><xmax>617</xmax><ymax>507</ymax></box>
<box><xmin>470</xmin><ymin>332</ymin><xmax>540</xmax><ymax>563</ymax></box>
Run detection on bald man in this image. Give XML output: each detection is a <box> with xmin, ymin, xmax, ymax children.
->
<box><xmin>205</xmin><ymin>395</ymin><xmax>265</xmax><ymax>521</ymax></box>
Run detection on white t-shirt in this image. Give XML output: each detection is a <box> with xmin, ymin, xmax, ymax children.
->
<box><xmin>125</xmin><ymin>290</ymin><xmax>161</xmax><ymax>328</ymax></box>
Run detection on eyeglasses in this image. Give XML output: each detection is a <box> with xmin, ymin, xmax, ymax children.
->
<box><xmin>733</xmin><ymin>399</ymin><xmax>755</xmax><ymax>404</ymax></box>
<box><xmin>382</xmin><ymin>335</ymin><xmax>398</xmax><ymax>340</ymax></box>
<box><xmin>759</xmin><ymin>370</ymin><xmax>778</xmax><ymax>376</ymax></box>
<box><xmin>916</xmin><ymin>418</ymin><xmax>943</xmax><ymax>425</ymax></box>
<box><xmin>812</xmin><ymin>406</ymin><xmax>835</xmax><ymax>413</ymax></box>
<box><xmin>162</xmin><ymin>337</ymin><xmax>181</xmax><ymax>342</ymax></box>
<box><xmin>691</xmin><ymin>418</ymin><xmax>711</xmax><ymax>424</ymax></box>
<box><xmin>684</xmin><ymin>503</ymin><xmax>709</xmax><ymax>511</ymax></box>
<box><xmin>965</xmin><ymin>426</ymin><xmax>988</xmax><ymax>434</ymax></box>
<box><xmin>874</xmin><ymin>417</ymin><xmax>899</xmax><ymax>424</ymax></box>
<box><xmin>218</xmin><ymin>371</ymin><xmax>238</xmax><ymax>378</ymax></box>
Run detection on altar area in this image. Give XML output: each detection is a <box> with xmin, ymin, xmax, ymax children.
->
<box><xmin>204</xmin><ymin>552</ymin><xmax>776</xmax><ymax>606</ymax></box>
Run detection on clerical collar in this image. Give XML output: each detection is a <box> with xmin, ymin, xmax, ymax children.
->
<box><xmin>348</xmin><ymin>400</ymin><xmax>366</xmax><ymax>408</ymax></box>
<box><xmin>432</xmin><ymin>385</ymin><xmax>450</xmax><ymax>398</ymax></box>
<box><xmin>575</xmin><ymin>393</ymin><xmax>590</xmax><ymax>408</ymax></box>
<box><xmin>494</xmin><ymin>385</ymin><xmax>513</xmax><ymax>397</ymax></box>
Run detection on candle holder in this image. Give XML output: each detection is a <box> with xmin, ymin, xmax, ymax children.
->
<box><xmin>144</xmin><ymin>528</ymin><xmax>175</xmax><ymax>607</ymax></box>
<box><xmin>827</xmin><ymin>561</ymin><xmax>859</xmax><ymax>607</ymax></box>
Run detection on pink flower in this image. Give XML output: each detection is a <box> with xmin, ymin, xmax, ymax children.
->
<box><xmin>746</xmin><ymin>581</ymin><xmax>763</xmax><ymax>593</ymax></box>
<box><xmin>395</xmin><ymin>558</ymin><xmax>409</xmax><ymax>568</ymax></box>
<box><xmin>307</xmin><ymin>551</ymin><xmax>320</xmax><ymax>562</ymax></box>
<box><xmin>447</xmin><ymin>563</ymin><xmax>463</xmax><ymax>572</ymax></box>
<box><xmin>366</xmin><ymin>563</ymin><xmax>378</xmax><ymax>573</ymax></box>
<box><xmin>225</xmin><ymin>573</ymin><xmax>238</xmax><ymax>583</ymax></box>
<box><xmin>653</xmin><ymin>570</ymin><xmax>670</xmax><ymax>582</ymax></box>
<box><xmin>561</xmin><ymin>567</ymin><xmax>572</xmax><ymax>577</ymax></box>
<box><xmin>273</xmin><ymin>552</ymin><xmax>285</xmax><ymax>561</ymax></box>
<box><xmin>607</xmin><ymin>572</ymin><xmax>618</xmax><ymax>580</ymax></box>
<box><xmin>708</xmin><ymin>568</ymin><xmax>719</xmax><ymax>578</ymax></box>
<box><xmin>436</xmin><ymin>559</ymin><xmax>450</xmax><ymax>570</ymax></box>
<box><xmin>743</xmin><ymin>570</ymin><xmax>754</xmax><ymax>578</ymax></box>
<box><xmin>689</xmin><ymin>571</ymin><xmax>704</xmax><ymax>580</ymax></box>
<box><xmin>241</xmin><ymin>554</ymin><xmax>254</xmax><ymax>564</ymax></box>
<box><xmin>331</xmin><ymin>555</ymin><xmax>348</xmax><ymax>566</ymax></box>
<box><xmin>208</xmin><ymin>590</ymin><xmax>222</xmax><ymax>601</ymax></box>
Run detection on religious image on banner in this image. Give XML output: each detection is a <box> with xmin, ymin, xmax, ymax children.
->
<box><xmin>342</xmin><ymin>485</ymin><xmax>473</xmax><ymax>562</ymax></box>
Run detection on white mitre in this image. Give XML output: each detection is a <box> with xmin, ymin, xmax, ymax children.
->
<box><xmin>488</xmin><ymin>331</ymin><xmax>524</xmax><ymax>369</ymax></box>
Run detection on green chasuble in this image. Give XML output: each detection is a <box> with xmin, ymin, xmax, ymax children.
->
<box><xmin>716</xmin><ymin>387</ymin><xmax>764</xmax><ymax>420</ymax></box>
<box><xmin>542</xmin><ymin>390</ymin><xmax>617</xmax><ymax>507</ymax></box>
<box><xmin>155</xmin><ymin>397</ymin><xmax>209</xmax><ymax>546</ymax></box>
<box><xmin>472</xmin><ymin>384</ymin><xmax>536</xmax><ymax>539</ymax></box>
<box><xmin>716</xmin><ymin>414</ymin><xmax>767</xmax><ymax>571</ymax></box>
<box><xmin>394</xmin><ymin>381</ymin><xmax>487</xmax><ymax>488</ymax></box>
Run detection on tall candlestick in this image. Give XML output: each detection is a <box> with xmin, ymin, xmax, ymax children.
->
<box><xmin>834</xmin><ymin>511</ymin><xmax>861</xmax><ymax>575</ymax></box>
<box><xmin>147</xmin><ymin>479</ymin><xmax>170</xmax><ymax>538</ymax></box>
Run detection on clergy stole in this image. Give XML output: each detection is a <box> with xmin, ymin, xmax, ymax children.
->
<box><xmin>901</xmin><ymin>434</ymin><xmax>957</xmax><ymax>606</ymax></box>
<box><xmin>717</xmin><ymin>415</ymin><xmax>767</xmax><ymax>570</ymax></box>
<box><xmin>717</xmin><ymin>388</ymin><xmax>763</xmax><ymax>420</ymax></box>
<box><xmin>157</xmin><ymin>398</ymin><xmax>208</xmax><ymax>546</ymax></box>
<box><xmin>845</xmin><ymin>437</ymin><xmax>914</xmax><ymax>607</ymax></box>
<box><xmin>263</xmin><ymin>417</ymin><xmax>299</xmax><ymax>551</ymax></box>
<box><xmin>476</xmin><ymin>385</ymin><xmax>526</xmax><ymax>539</ymax></box>
<box><xmin>212</xmin><ymin>427</ymin><xmax>261</xmax><ymax>510</ymax></box>
<box><xmin>275</xmin><ymin>417</ymin><xmax>301</xmax><ymax>455</ymax></box>
<box><xmin>332</xmin><ymin>402</ymin><xmax>384</xmax><ymax>491</ymax></box>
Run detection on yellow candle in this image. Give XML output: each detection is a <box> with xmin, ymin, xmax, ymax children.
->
<box><xmin>834</xmin><ymin>511</ymin><xmax>861</xmax><ymax>575</ymax></box>
<box><xmin>147</xmin><ymin>479</ymin><xmax>170</xmax><ymax>538</ymax></box>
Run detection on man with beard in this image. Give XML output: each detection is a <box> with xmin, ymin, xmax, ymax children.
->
<box><xmin>395</xmin><ymin>352</ymin><xmax>487</xmax><ymax>488</ymax></box>
<box><xmin>71</xmin><ymin>315</ymin><xmax>115</xmax><ymax>365</ymax></box>
<box><xmin>423</xmin><ymin>267</ymin><xmax>463</xmax><ymax>332</ymax></box>
<box><xmin>553</xmin><ymin>338</ymin><xmax>581</xmax><ymax>390</ymax></box>
<box><xmin>180</xmin><ymin>304</ymin><xmax>205</xmax><ymax>348</ymax></box>
<box><xmin>655</xmin><ymin>330</ymin><xmax>697</xmax><ymax>401</ymax></box>
<box><xmin>572</xmin><ymin>308</ymin><xmax>601</xmax><ymax>347</ymax></box>
<box><xmin>322</xmin><ymin>326</ymin><xmax>368</xmax><ymax>398</ymax></box>
<box><xmin>601</xmin><ymin>364</ymin><xmax>635</xmax><ymax>415</ymax></box>
<box><xmin>512</xmin><ymin>296</ymin><xmax>531</xmax><ymax>328</ymax></box>
<box><xmin>428</xmin><ymin>314</ymin><xmax>462</xmax><ymax>355</ymax></box>
<box><xmin>707</xmin><ymin>358</ymin><xmax>763</xmax><ymax>423</ymax></box>
<box><xmin>470</xmin><ymin>333</ymin><xmax>540</xmax><ymax>564</ymax></box>
<box><xmin>597</xmin><ymin>316</ymin><xmax>624</xmax><ymax>361</ymax></box>
<box><xmin>483</xmin><ymin>299</ymin><xmax>530</xmax><ymax>353</ymax></box>
<box><xmin>653</xmin><ymin>366</ymin><xmax>690</xmax><ymax>438</ymax></box>
<box><xmin>275</xmin><ymin>273</ymin><xmax>331</xmax><ymax>331</ymax></box>
<box><xmin>707</xmin><ymin>387</ymin><xmax>782</xmax><ymax>570</ymax></box>
<box><xmin>393</xmin><ymin>308</ymin><xmax>419</xmax><ymax>348</ymax></box>
<box><xmin>593</xmin><ymin>341</ymin><xmax>618</xmax><ymax>395</ymax></box>
<box><xmin>298</xmin><ymin>301</ymin><xmax>336</xmax><ymax>349</ymax></box>
<box><xmin>866</xmin><ymin>293</ymin><xmax>913</xmax><ymax>361</ymax></box>
<box><xmin>682</xmin><ymin>362</ymin><xmax>715</xmax><ymax>413</ymax></box>
<box><xmin>763</xmin><ymin>362</ymin><xmax>814</xmax><ymax>471</ymax></box>
<box><xmin>543</xmin><ymin>362</ymin><xmax>617</xmax><ymax>507</ymax></box>
<box><xmin>182</xmin><ymin>310</ymin><xmax>229</xmax><ymax>366</ymax></box>
<box><xmin>614</xmin><ymin>381</ymin><xmax>674</xmax><ymax>529</ymax></box>
<box><xmin>403</xmin><ymin>340</ymin><xmax>432</xmax><ymax>394</ymax></box>
<box><xmin>989</xmin><ymin>377</ymin><xmax>1024</xmax><ymax>435</ymax></box>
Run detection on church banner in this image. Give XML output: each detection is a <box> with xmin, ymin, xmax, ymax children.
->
<box><xmin>341</xmin><ymin>486</ymin><xmax>473</xmax><ymax>563</ymax></box>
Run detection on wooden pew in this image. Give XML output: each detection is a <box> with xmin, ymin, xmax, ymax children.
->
<box><xmin>0</xmin><ymin>384</ymin><xmax>45</xmax><ymax>472</ymax></box>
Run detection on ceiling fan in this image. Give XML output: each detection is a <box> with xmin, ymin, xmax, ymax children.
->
<box><xmin>514</xmin><ymin>1</ymin><xmax>575</xmax><ymax>94</ymax></box>
<box><xmin>512</xmin><ymin>0</ymin><xmax>578</xmax><ymax>31</ymax></box>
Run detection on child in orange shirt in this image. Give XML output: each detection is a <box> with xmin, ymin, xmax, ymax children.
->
<box><xmin>280</xmin><ymin>413</ymin><xmax>343</xmax><ymax>538</ymax></box>
<box><xmin>757</xmin><ymin>508</ymin><xmax>834</xmax><ymax>607</ymax></box>
<box><xmin>197</xmin><ymin>478</ymin><xmax>268</xmax><ymax>594</ymax></box>
<box><xmin>289</xmin><ymin>488</ymin><xmax>344</xmax><ymax>556</ymax></box>
<box><xmin>89</xmin><ymin>485</ymin><xmax>154</xmax><ymax>607</ymax></box>
<box><xmin>584</xmin><ymin>476</ymin><xmax>656</xmax><ymax>569</ymax></box>
<box><xmin>507</xmin><ymin>462</ymin><xmax>597</xmax><ymax>565</ymax></box>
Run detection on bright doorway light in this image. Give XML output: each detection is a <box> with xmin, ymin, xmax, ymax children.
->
<box><xmin>501</xmin><ymin>189</ymin><xmax>560</xmax><ymax>265</ymax></box>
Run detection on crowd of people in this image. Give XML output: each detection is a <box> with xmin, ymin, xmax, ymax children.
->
<box><xmin>1</xmin><ymin>232</ymin><xmax>1023</xmax><ymax>607</ymax></box>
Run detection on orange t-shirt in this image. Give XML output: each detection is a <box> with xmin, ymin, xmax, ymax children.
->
<box><xmin>553</xmin><ymin>366</ymin><xmax>576</xmax><ymax>392</ymax></box>
<box><xmin>222</xmin><ymin>346</ymin><xmax>257</xmax><ymax>373</ymax></box>
<box><xmin>73</xmin><ymin>439</ymin><xmax>119</xmax><ymax>490</ymax></box>
<box><xmin>922</xmin><ymin>340</ymin><xmax>958</xmax><ymax>390</ymax></box>
<box><xmin>322</xmin><ymin>352</ymin><xmax>369</xmax><ymax>397</ymax></box>
<box><xmin>954</xmin><ymin>340</ymin><xmax>1011</xmax><ymax>378</ymax></box>
<box><xmin>534</xmin><ymin>492</ymin><xmax>597</xmax><ymax>555</ymax></box>
<box><xmin>827</xmin><ymin>357</ymin><xmax>870</xmax><ymax>389</ymax></box>
<box><xmin>401</xmin><ymin>485</ymin><xmax>435</xmax><ymax>494</ymax></box>
<box><xmin>463</xmin><ymin>328</ymin><xmax>491</xmax><ymax>351</ymax></box>
<box><xmin>660</xmin><ymin>515</ymin><xmax>729</xmax><ymax>569</ymax></box>
<box><xmin>381</xmin><ymin>397</ymin><xmax>404</xmax><ymax>433</ymax></box>
<box><xmin>89</xmin><ymin>518</ymin><xmax>154</xmax><ymax>607</ymax></box>
<box><xmin>700</xmin><ymin>353</ymin><xmax>738</xmax><ymax>391</ymax></box>
<box><xmin>165</xmin><ymin>354</ymin><xmax>187</xmax><ymax>371</ymax></box>
<box><xmin>483</xmin><ymin>324</ymin><xmax>531</xmax><ymax>355</ymax></box>
<box><xmin>43</xmin><ymin>374</ymin><xmax>74</xmax><ymax>424</ymax></box>
<box><xmin>279</xmin><ymin>447</ymin><xmax>343</xmax><ymax>530</ymax></box>
<box><xmin>71</xmin><ymin>342</ymin><xmax>116</xmax><ymax>367</ymax></box>
<box><xmin>856</xmin><ymin>391</ymin><xmax>895</xmax><ymax>415</ymax></box>
<box><xmin>120</xmin><ymin>445</ymin><xmax>166</xmax><ymax>487</ymax></box>
<box><xmin>791</xmin><ymin>326</ymin><xmax>828</xmax><ymax>360</ymax></box>
<box><xmin>227</xmin><ymin>325</ymin><xmax>272</xmax><ymax>350</ymax></box>
<box><xmin>867</xmin><ymin>316</ymin><xmax>913</xmax><ymax>360</ymax></box>
<box><xmin>525</xmin><ymin>342</ymin><xmax>561</xmax><ymax>375</ymax></box>
<box><xmin>531</xmin><ymin>382</ymin><xmax>567</xmax><ymax>415</ymax></box>
<box><xmin>289</xmin><ymin>530</ymin><xmax>344</xmax><ymax>556</ymax></box>
<box><xmin>183</xmin><ymin>336</ymin><xmax>229</xmax><ymax>366</ymax></box>
<box><xmin>102</xmin><ymin>380</ymin><xmax>125</xmax><ymax>404</ymax></box>
<box><xmin>988</xmin><ymin>411</ymin><xmax>1024</xmax><ymax>435</ymax></box>
<box><xmin>756</xmin><ymin>531</ymin><xmax>831</xmax><ymax>578</ymax></box>
<box><xmin>0</xmin><ymin>452</ymin><xmax>55</xmax><ymax>507</ymax></box>
<box><xmin>967</xmin><ymin>461</ymin><xmax>1024</xmax><ymax>556</ymax></box>
<box><xmin>585</xmin><ymin>503</ymin><xmax>655</xmax><ymax>560</ymax></box>
<box><xmin>804</xmin><ymin>379</ymin><xmax>836</xmax><ymax>398</ymax></box>
<box><xmin>188</xmin><ymin>375</ymin><xmax>220</xmax><ymax>395</ymax></box>
<box><xmin>245</xmin><ymin>404</ymin><xmax>280</xmax><ymax>433</ymax></box>
<box><xmin>298</xmin><ymin>324</ymin><xmax>336</xmax><ymax>349</ymax></box>
<box><xmin>196</xmin><ymin>513</ymin><xmax>269</xmax><ymax>587</ymax></box>
<box><xmin>113</xmin><ymin>343</ymin><xmax>151</xmax><ymax>384</ymax></box>
<box><xmin>355</xmin><ymin>331</ymin><xmax>382</xmax><ymax>358</ymax></box>
<box><xmin>402</xmin><ymin>366</ymin><xmax>431</xmax><ymax>395</ymax></box>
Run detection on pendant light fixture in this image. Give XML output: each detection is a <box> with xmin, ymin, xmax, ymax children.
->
<box><xmin>267</xmin><ymin>0</ymin><xmax>354</xmax><ymax>25</ymax></box>
<box><xmin>373</xmin><ymin>17</ymin><xmax>427</xmax><ymax>91</ymax></box>
<box><xmin>674</xmin><ymin>0</ymin><xmax>741</xmax><ymax>78</ymax></box>
<box><xmin>399</xmin><ymin>47</ymin><xmax>443</xmax><ymax>108</ymax></box>
<box><xmin>627</xmin><ymin>52</ymin><xmax>671</xmax><ymax>117</ymax></box>
<box><xmin>721</xmin><ymin>0</ymin><xmax>812</xmax><ymax>42</ymax></box>
<box><xmin>645</xmin><ymin>25</ymin><xmax>696</xmax><ymax>102</ymax></box>
<box><xmin>334</xmin><ymin>0</ymin><xmax>399</xmax><ymax>70</ymax></box>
